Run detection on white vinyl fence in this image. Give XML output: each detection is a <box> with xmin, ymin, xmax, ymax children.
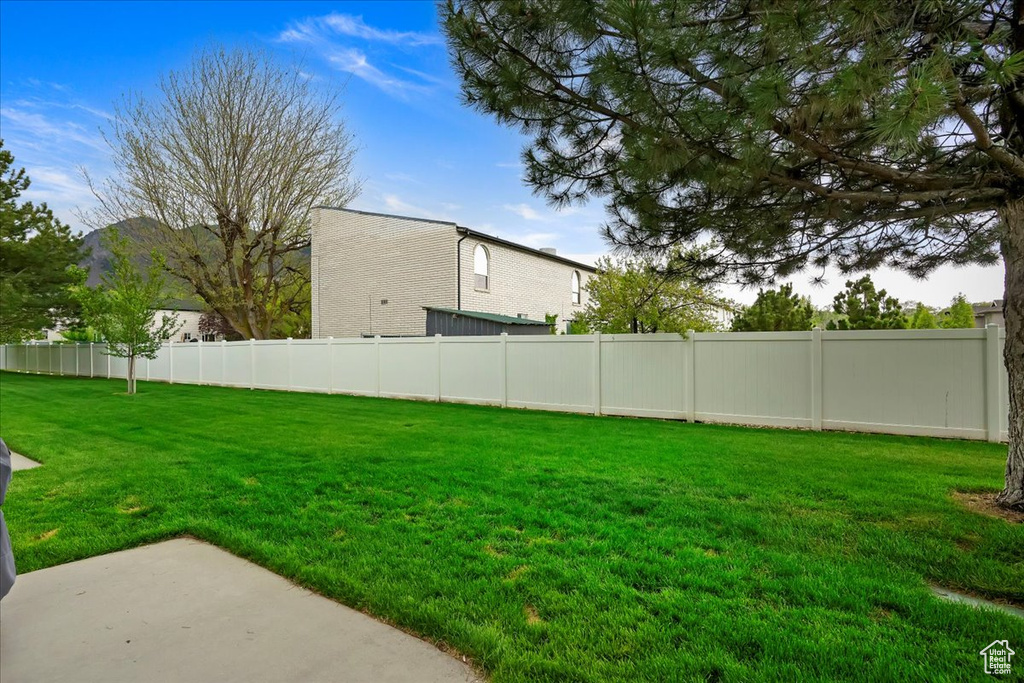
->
<box><xmin>0</xmin><ymin>327</ymin><xmax>1009</xmax><ymax>442</ymax></box>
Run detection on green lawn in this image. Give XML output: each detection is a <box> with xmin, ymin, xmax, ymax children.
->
<box><xmin>0</xmin><ymin>372</ymin><xmax>1021</xmax><ymax>681</ymax></box>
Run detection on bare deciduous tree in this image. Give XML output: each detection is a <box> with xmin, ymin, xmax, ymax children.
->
<box><xmin>87</xmin><ymin>47</ymin><xmax>360</xmax><ymax>339</ymax></box>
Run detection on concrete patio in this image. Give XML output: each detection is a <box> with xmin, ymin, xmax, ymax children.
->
<box><xmin>0</xmin><ymin>538</ymin><xmax>482</xmax><ymax>683</ymax></box>
<box><xmin>9</xmin><ymin>451</ymin><xmax>40</xmax><ymax>471</ymax></box>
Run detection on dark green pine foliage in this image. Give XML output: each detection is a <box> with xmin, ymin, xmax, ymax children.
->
<box><xmin>827</xmin><ymin>275</ymin><xmax>909</xmax><ymax>330</ymax></box>
<box><xmin>0</xmin><ymin>141</ymin><xmax>86</xmax><ymax>342</ymax></box>
<box><xmin>941</xmin><ymin>293</ymin><xmax>978</xmax><ymax>328</ymax></box>
<box><xmin>731</xmin><ymin>284</ymin><xmax>814</xmax><ymax>331</ymax></box>
<box><xmin>442</xmin><ymin>0</ymin><xmax>1021</xmax><ymax>278</ymax></box>
<box><xmin>440</xmin><ymin>0</ymin><xmax>1024</xmax><ymax>510</ymax></box>
<box><xmin>909</xmin><ymin>302</ymin><xmax>939</xmax><ymax>329</ymax></box>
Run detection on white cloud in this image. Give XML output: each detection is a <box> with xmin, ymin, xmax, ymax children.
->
<box><xmin>318</xmin><ymin>14</ymin><xmax>443</xmax><ymax>47</ymax></box>
<box><xmin>558</xmin><ymin>252</ymin><xmax>604</xmax><ymax>267</ymax></box>
<box><xmin>512</xmin><ymin>232</ymin><xmax>560</xmax><ymax>249</ymax></box>
<box><xmin>278</xmin><ymin>32</ymin><xmax>430</xmax><ymax>98</ymax></box>
<box><xmin>0</xmin><ymin>107</ymin><xmax>108</xmax><ymax>154</ymax></box>
<box><xmin>383</xmin><ymin>172</ymin><xmax>419</xmax><ymax>183</ymax></box>
<box><xmin>20</xmin><ymin>166</ymin><xmax>95</xmax><ymax>215</ymax></box>
<box><xmin>495</xmin><ymin>161</ymin><xmax>523</xmax><ymax>169</ymax></box>
<box><xmin>324</xmin><ymin>47</ymin><xmax>428</xmax><ymax>96</ymax></box>
<box><xmin>380</xmin><ymin>194</ymin><xmax>449</xmax><ymax>221</ymax></box>
<box><xmin>277</xmin><ymin>14</ymin><xmax>443</xmax><ymax>99</ymax></box>
<box><xmin>503</xmin><ymin>203</ymin><xmax>544</xmax><ymax>221</ymax></box>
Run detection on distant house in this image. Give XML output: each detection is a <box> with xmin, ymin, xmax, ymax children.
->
<box><xmin>161</xmin><ymin>299</ymin><xmax>213</xmax><ymax>342</ymax></box>
<box><xmin>43</xmin><ymin>299</ymin><xmax>216</xmax><ymax>343</ymax></box>
<box><xmin>311</xmin><ymin>207</ymin><xmax>597</xmax><ymax>337</ymax></box>
<box><xmin>972</xmin><ymin>299</ymin><xmax>1004</xmax><ymax>328</ymax></box>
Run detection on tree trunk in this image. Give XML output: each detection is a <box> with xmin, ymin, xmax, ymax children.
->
<box><xmin>997</xmin><ymin>200</ymin><xmax>1024</xmax><ymax>510</ymax></box>
<box><xmin>127</xmin><ymin>354</ymin><xmax>136</xmax><ymax>396</ymax></box>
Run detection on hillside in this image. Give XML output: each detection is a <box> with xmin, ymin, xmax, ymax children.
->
<box><xmin>80</xmin><ymin>219</ymin><xmax>311</xmax><ymax>308</ymax></box>
<box><xmin>80</xmin><ymin>218</ymin><xmax>164</xmax><ymax>287</ymax></box>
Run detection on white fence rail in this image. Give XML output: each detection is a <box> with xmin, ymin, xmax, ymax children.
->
<box><xmin>0</xmin><ymin>327</ymin><xmax>1010</xmax><ymax>442</ymax></box>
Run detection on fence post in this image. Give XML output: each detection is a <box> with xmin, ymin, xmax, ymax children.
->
<box><xmin>593</xmin><ymin>332</ymin><xmax>602</xmax><ymax>416</ymax></box>
<box><xmin>249</xmin><ymin>338</ymin><xmax>255</xmax><ymax>390</ymax></box>
<box><xmin>59</xmin><ymin>343</ymin><xmax>63</xmax><ymax>376</ymax></box>
<box><xmin>286</xmin><ymin>338</ymin><xmax>293</xmax><ymax>390</ymax></box>
<box><xmin>500</xmin><ymin>333</ymin><xmax>508</xmax><ymax>408</ymax></box>
<box><xmin>107</xmin><ymin>345</ymin><xmax>111</xmax><ymax>379</ymax></box>
<box><xmin>686</xmin><ymin>330</ymin><xmax>696</xmax><ymax>422</ymax></box>
<box><xmin>435</xmin><ymin>334</ymin><xmax>442</xmax><ymax>402</ymax></box>
<box><xmin>985</xmin><ymin>324</ymin><xmax>1003</xmax><ymax>442</ymax></box>
<box><xmin>168</xmin><ymin>341</ymin><xmax>174</xmax><ymax>384</ymax></box>
<box><xmin>220</xmin><ymin>339</ymin><xmax>226</xmax><ymax>386</ymax></box>
<box><xmin>811</xmin><ymin>327</ymin><xmax>823</xmax><ymax>431</ymax></box>
<box><xmin>198</xmin><ymin>338</ymin><xmax>204</xmax><ymax>385</ymax></box>
<box><xmin>75</xmin><ymin>343</ymin><xmax>80</xmax><ymax>376</ymax></box>
<box><xmin>374</xmin><ymin>335</ymin><xmax>382</xmax><ymax>397</ymax></box>
<box><xmin>90</xmin><ymin>342</ymin><xmax>94</xmax><ymax>378</ymax></box>
<box><xmin>327</xmin><ymin>337</ymin><xmax>334</xmax><ymax>394</ymax></box>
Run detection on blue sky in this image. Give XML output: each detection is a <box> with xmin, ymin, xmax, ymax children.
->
<box><xmin>0</xmin><ymin>0</ymin><xmax>1003</xmax><ymax>308</ymax></box>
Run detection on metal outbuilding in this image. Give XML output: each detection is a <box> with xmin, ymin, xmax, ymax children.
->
<box><xmin>424</xmin><ymin>307</ymin><xmax>551</xmax><ymax>336</ymax></box>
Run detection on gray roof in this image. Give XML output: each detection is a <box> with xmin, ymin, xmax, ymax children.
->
<box><xmin>162</xmin><ymin>298</ymin><xmax>205</xmax><ymax>312</ymax></box>
<box><xmin>423</xmin><ymin>307</ymin><xmax>549</xmax><ymax>326</ymax></box>
<box><xmin>315</xmin><ymin>206</ymin><xmax>598</xmax><ymax>272</ymax></box>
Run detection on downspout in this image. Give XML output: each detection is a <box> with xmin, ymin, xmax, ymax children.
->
<box><xmin>456</xmin><ymin>229</ymin><xmax>468</xmax><ymax>310</ymax></box>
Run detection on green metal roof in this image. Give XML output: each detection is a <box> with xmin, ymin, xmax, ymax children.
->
<box><xmin>423</xmin><ymin>307</ymin><xmax>550</xmax><ymax>326</ymax></box>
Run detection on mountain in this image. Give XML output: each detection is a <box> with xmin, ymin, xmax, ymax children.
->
<box><xmin>80</xmin><ymin>218</ymin><xmax>312</xmax><ymax>302</ymax></box>
<box><xmin>80</xmin><ymin>218</ymin><xmax>164</xmax><ymax>287</ymax></box>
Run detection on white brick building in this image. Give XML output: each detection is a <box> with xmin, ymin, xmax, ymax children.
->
<box><xmin>311</xmin><ymin>207</ymin><xmax>597</xmax><ymax>338</ymax></box>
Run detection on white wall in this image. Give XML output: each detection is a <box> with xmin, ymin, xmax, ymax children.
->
<box><xmin>312</xmin><ymin>208</ymin><xmax>457</xmax><ymax>338</ymax></box>
<box><xmin>165</xmin><ymin>310</ymin><xmax>204</xmax><ymax>342</ymax></box>
<box><xmin>2</xmin><ymin>327</ymin><xmax>1010</xmax><ymax>442</ymax></box>
<box><xmin>459</xmin><ymin>237</ymin><xmax>593</xmax><ymax>329</ymax></box>
<box><xmin>312</xmin><ymin>207</ymin><xmax>598</xmax><ymax>338</ymax></box>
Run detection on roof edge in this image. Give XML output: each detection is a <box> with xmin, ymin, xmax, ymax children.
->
<box><xmin>456</xmin><ymin>227</ymin><xmax>598</xmax><ymax>273</ymax></box>
<box><xmin>314</xmin><ymin>206</ymin><xmax>598</xmax><ymax>273</ymax></box>
<box><xmin>423</xmin><ymin>306</ymin><xmax>550</xmax><ymax>326</ymax></box>
<box><xmin>314</xmin><ymin>205</ymin><xmax>458</xmax><ymax>227</ymax></box>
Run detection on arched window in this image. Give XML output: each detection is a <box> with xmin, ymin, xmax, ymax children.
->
<box><xmin>571</xmin><ymin>270</ymin><xmax>581</xmax><ymax>304</ymax></box>
<box><xmin>474</xmin><ymin>244</ymin><xmax>489</xmax><ymax>290</ymax></box>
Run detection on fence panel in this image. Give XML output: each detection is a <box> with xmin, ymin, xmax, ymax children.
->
<box><xmin>252</xmin><ymin>341</ymin><xmax>290</xmax><ymax>390</ymax></box>
<box><xmin>289</xmin><ymin>341</ymin><xmax>331</xmax><ymax>393</ymax></box>
<box><xmin>379</xmin><ymin>338</ymin><xmax>438</xmax><ymax>400</ymax></box>
<box><xmin>108</xmin><ymin>355</ymin><xmax>129</xmax><ymax>380</ymax></box>
<box><xmin>221</xmin><ymin>342</ymin><xmax>251</xmax><ymax>388</ymax></box>
<box><xmin>822</xmin><ymin>330</ymin><xmax>988</xmax><ymax>439</ymax></box>
<box><xmin>439</xmin><ymin>337</ymin><xmax>503</xmax><ymax>405</ymax></box>
<box><xmin>172</xmin><ymin>343</ymin><xmax>202</xmax><ymax>384</ymax></box>
<box><xmin>505</xmin><ymin>336</ymin><xmax>595</xmax><ymax>413</ymax></box>
<box><xmin>693</xmin><ymin>332</ymin><xmax>813</xmax><ymax>428</ymax></box>
<box><xmin>3</xmin><ymin>328</ymin><xmax>1011</xmax><ymax>442</ymax></box>
<box><xmin>600</xmin><ymin>334</ymin><xmax>686</xmax><ymax>419</ymax></box>
<box><xmin>74</xmin><ymin>345</ymin><xmax>90</xmax><ymax>376</ymax></box>
<box><xmin>329</xmin><ymin>340</ymin><xmax>378</xmax><ymax>395</ymax></box>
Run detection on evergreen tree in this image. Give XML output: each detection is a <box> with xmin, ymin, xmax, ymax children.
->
<box><xmin>827</xmin><ymin>276</ymin><xmax>908</xmax><ymax>330</ymax></box>
<box><xmin>442</xmin><ymin>0</ymin><xmax>1024</xmax><ymax>509</ymax></box>
<box><xmin>941</xmin><ymin>294</ymin><xmax>977</xmax><ymax>328</ymax></box>
<box><xmin>731</xmin><ymin>284</ymin><xmax>813</xmax><ymax>332</ymax></box>
<box><xmin>909</xmin><ymin>303</ymin><xmax>939</xmax><ymax>329</ymax></box>
<box><xmin>0</xmin><ymin>141</ymin><xmax>85</xmax><ymax>342</ymax></box>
